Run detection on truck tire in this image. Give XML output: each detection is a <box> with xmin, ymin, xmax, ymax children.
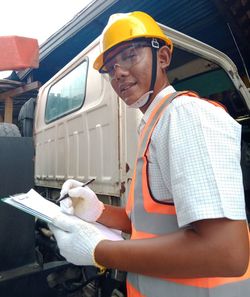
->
<box><xmin>18</xmin><ymin>97</ymin><xmax>36</xmax><ymax>137</ymax></box>
<box><xmin>0</xmin><ymin>123</ymin><xmax>21</xmax><ymax>137</ymax></box>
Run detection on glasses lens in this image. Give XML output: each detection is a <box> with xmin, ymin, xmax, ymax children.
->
<box><xmin>101</xmin><ymin>43</ymin><xmax>147</xmax><ymax>80</ymax></box>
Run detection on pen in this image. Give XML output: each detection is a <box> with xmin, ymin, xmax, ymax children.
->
<box><xmin>56</xmin><ymin>178</ymin><xmax>95</xmax><ymax>204</ymax></box>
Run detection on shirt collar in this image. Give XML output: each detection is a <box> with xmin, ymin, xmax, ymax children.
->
<box><xmin>138</xmin><ymin>85</ymin><xmax>176</xmax><ymax>133</ymax></box>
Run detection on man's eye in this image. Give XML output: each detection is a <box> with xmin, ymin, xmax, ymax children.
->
<box><xmin>125</xmin><ymin>53</ymin><xmax>136</xmax><ymax>60</ymax></box>
<box><xmin>121</xmin><ymin>49</ymin><xmax>137</xmax><ymax>61</ymax></box>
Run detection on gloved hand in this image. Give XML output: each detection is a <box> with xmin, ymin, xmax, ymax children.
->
<box><xmin>49</xmin><ymin>213</ymin><xmax>108</xmax><ymax>267</ymax></box>
<box><xmin>59</xmin><ymin>179</ymin><xmax>104</xmax><ymax>222</ymax></box>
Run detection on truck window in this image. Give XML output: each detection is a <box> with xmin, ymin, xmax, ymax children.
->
<box><xmin>45</xmin><ymin>59</ymin><xmax>88</xmax><ymax>123</ymax></box>
<box><xmin>168</xmin><ymin>48</ymin><xmax>248</xmax><ymax>119</ymax></box>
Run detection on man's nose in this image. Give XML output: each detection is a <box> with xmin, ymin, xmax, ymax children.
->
<box><xmin>113</xmin><ymin>64</ymin><xmax>129</xmax><ymax>80</ymax></box>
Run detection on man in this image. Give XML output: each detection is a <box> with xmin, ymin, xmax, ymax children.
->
<box><xmin>50</xmin><ymin>11</ymin><xmax>250</xmax><ymax>297</ymax></box>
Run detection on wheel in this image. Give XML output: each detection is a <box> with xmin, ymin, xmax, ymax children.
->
<box><xmin>0</xmin><ymin>123</ymin><xmax>21</xmax><ymax>137</ymax></box>
<box><xmin>18</xmin><ymin>97</ymin><xmax>36</xmax><ymax>137</ymax></box>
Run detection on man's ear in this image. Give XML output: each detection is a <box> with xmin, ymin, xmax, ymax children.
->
<box><xmin>158</xmin><ymin>46</ymin><xmax>171</xmax><ymax>70</ymax></box>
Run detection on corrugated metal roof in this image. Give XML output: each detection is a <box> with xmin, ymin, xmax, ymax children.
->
<box><xmin>18</xmin><ymin>0</ymin><xmax>249</xmax><ymax>85</ymax></box>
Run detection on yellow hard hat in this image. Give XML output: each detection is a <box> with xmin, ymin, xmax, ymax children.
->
<box><xmin>93</xmin><ymin>11</ymin><xmax>173</xmax><ymax>71</ymax></box>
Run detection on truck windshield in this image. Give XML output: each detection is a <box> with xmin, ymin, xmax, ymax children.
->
<box><xmin>168</xmin><ymin>48</ymin><xmax>248</xmax><ymax>119</ymax></box>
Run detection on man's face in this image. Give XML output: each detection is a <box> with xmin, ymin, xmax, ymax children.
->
<box><xmin>103</xmin><ymin>43</ymin><xmax>153</xmax><ymax>106</ymax></box>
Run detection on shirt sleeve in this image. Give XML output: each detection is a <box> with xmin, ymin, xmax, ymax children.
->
<box><xmin>155</xmin><ymin>97</ymin><xmax>246</xmax><ymax>227</ymax></box>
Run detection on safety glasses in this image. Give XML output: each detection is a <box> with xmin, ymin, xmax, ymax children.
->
<box><xmin>100</xmin><ymin>42</ymin><xmax>150</xmax><ymax>81</ymax></box>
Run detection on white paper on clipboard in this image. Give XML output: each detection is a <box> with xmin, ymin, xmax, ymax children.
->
<box><xmin>2</xmin><ymin>189</ymin><xmax>123</xmax><ymax>240</ymax></box>
<box><xmin>3</xmin><ymin>189</ymin><xmax>61</xmax><ymax>223</ymax></box>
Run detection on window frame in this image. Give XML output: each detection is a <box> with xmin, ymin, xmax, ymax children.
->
<box><xmin>45</xmin><ymin>58</ymin><xmax>89</xmax><ymax>124</ymax></box>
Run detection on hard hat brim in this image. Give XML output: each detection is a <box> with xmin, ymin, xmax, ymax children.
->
<box><xmin>93</xmin><ymin>35</ymin><xmax>173</xmax><ymax>72</ymax></box>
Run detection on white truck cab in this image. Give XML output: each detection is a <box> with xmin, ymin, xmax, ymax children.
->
<box><xmin>34</xmin><ymin>23</ymin><xmax>250</xmax><ymax>212</ymax></box>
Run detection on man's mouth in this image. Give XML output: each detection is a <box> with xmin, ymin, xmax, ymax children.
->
<box><xmin>120</xmin><ymin>82</ymin><xmax>136</xmax><ymax>94</ymax></box>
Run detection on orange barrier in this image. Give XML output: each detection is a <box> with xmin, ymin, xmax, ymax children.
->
<box><xmin>0</xmin><ymin>36</ymin><xmax>39</xmax><ymax>71</ymax></box>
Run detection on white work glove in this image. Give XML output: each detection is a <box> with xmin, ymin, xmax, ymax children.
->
<box><xmin>49</xmin><ymin>214</ymin><xmax>108</xmax><ymax>268</ymax></box>
<box><xmin>60</xmin><ymin>179</ymin><xmax>104</xmax><ymax>222</ymax></box>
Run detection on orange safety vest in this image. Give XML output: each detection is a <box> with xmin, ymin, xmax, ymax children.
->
<box><xmin>125</xmin><ymin>91</ymin><xmax>250</xmax><ymax>297</ymax></box>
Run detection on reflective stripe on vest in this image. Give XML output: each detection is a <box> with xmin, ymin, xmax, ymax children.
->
<box><xmin>125</xmin><ymin>91</ymin><xmax>250</xmax><ymax>297</ymax></box>
<box><xmin>127</xmin><ymin>274</ymin><xmax>250</xmax><ymax>297</ymax></box>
